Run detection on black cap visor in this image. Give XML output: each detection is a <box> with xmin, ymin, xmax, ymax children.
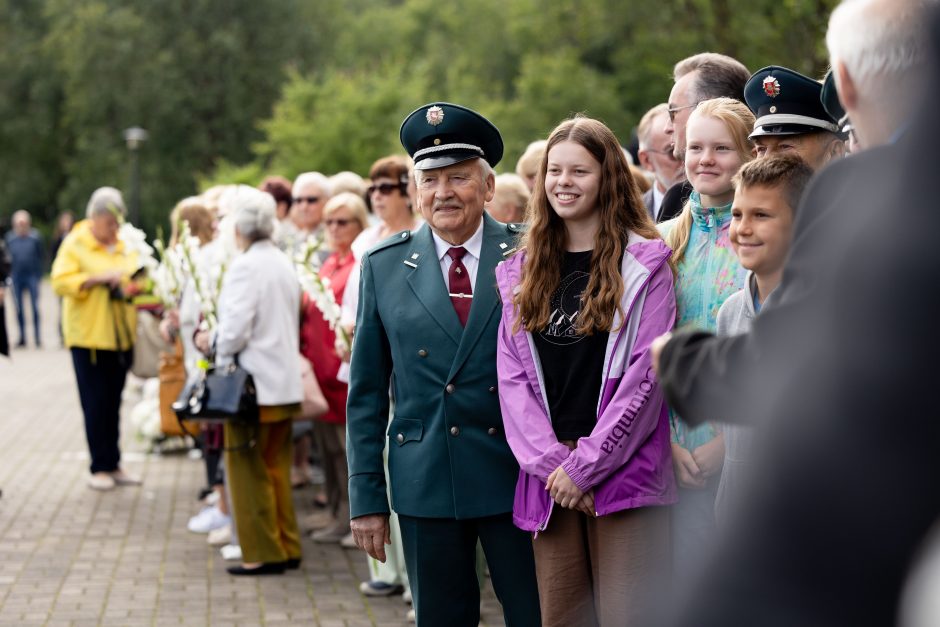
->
<box><xmin>413</xmin><ymin>149</ymin><xmax>483</xmax><ymax>171</ymax></box>
<box><xmin>749</xmin><ymin>123</ymin><xmax>826</xmax><ymax>138</ymax></box>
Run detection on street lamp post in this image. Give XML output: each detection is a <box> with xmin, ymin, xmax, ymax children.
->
<box><xmin>123</xmin><ymin>127</ymin><xmax>148</xmax><ymax>226</ymax></box>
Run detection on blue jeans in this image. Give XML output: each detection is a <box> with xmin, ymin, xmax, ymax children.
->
<box><xmin>11</xmin><ymin>273</ymin><xmax>40</xmax><ymax>345</ymax></box>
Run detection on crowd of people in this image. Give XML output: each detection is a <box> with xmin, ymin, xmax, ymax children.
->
<box><xmin>14</xmin><ymin>0</ymin><xmax>939</xmax><ymax>624</ymax></box>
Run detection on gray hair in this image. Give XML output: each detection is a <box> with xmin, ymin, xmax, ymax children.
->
<box><xmin>86</xmin><ymin>187</ymin><xmax>127</xmax><ymax>219</ymax></box>
<box><xmin>292</xmin><ymin>171</ymin><xmax>333</xmax><ymax>198</ymax></box>
<box><xmin>637</xmin><ymin>103</ymin><xmax>669</xmax><ymax>149</ymax></box>
<box><xmin>674</xmin><ymin>52</ymin><xmax>751</xmax><ymax>103</ymax></box>
<box><xmin>826</xmin><ymin>0</ymin><xmax>934</xmax><ymax>96</ymax></box>
<box><xmin>224</xmin><ymin>185</ymin><xmax>278</xmax><ymax>241</ymax></box>
<box><xmin>329</xmin><ymin>171</ymin><xmax>367</xmax><ymax>197</ymax></box>
<box><xmin>515</xmin><ymin>139</ymin><xmax>548</xmax><ymax>179</ymax></box>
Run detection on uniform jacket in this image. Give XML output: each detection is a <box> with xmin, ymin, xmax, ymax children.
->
<box><xmin>494</xmin><ymin>233</ymin><xmax>678</xmax><ymax>532</ymax></box>
<box><xmin>346</xmin><ymin>214</ymin><xmax>524</xmax><ymax>520</ymax></box>
<box><xmin>213</xmin><ymin>239</ymin><xmax>302</xmax><ymax>406</ymax></box>
<box><xmin>51</xmin><ymin>220</ymin><xmax>137</xmax><ymax>351</ymax></box>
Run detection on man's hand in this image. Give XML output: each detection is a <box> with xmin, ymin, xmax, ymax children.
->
<box><xmin>691</xmin><ymin>434</ymin><xmax>725</xmax><ymax>479</ymax></box>
<box><xmin>546</xmin><ymin>466</ymin><xmax>585</xmax><ymax>510</ymax></box>
<box><xmin>651</xmin><ymin>331</ymin><xmax>673</xmax><ymax>377</ymax></box>
<box><xmin>671</xmin><ymin>442</ymin><xmax>706</xmax><ymax>489</ymax></box>
<box><xmin>350</xmin><ymin>513</ymin><xmax>390</xmax><ymax>562</ymax></box>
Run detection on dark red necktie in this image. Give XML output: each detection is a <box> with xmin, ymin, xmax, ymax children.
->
<box><xmin>447</xmin><ymin>246</ymin><xmax>472</xmax><ymax>326</ymax></box>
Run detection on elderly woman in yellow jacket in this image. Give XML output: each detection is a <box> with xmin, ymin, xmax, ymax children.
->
<box><xmin>51</xmin><ymin>187</ymin><xmax>141</xmax><ymax>491</ymax></box>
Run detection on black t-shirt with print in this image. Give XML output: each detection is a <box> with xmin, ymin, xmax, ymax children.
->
<box><xmin>531</xmin><ymin>250</ymin><xmax>608</xmax><ymax>441</ymax></box>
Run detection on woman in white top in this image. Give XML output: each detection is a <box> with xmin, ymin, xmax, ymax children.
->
<box><xmin>196</xmin><ymin>186</ymin><xmax>303</xmax><ymax>576</ymax></box>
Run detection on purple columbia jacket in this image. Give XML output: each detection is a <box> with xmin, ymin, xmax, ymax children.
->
<box><xmin>494</xmin><ymin>233</ymin><xmax>678</xmax><ymax>533</ymax></box>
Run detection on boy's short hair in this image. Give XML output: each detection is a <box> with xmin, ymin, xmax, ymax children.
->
<box><xmin>734</xmin><ymin>154</ymin><xmax>814</xmax><ymax>216</ymax></box>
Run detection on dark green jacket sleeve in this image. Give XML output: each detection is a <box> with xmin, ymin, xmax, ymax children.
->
<box><xmin>346</xmin><ymin>252</ymin><xmax>393</xmax><ymax>518</ymax></box>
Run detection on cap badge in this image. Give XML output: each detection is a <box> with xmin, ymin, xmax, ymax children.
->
<box><xmin>426</xmin><ymin>106</ymin><xmax>445</xmax><ymax>126</ymax></box>
<box><xmin>763</xmin><ymin>76</ymin><xmax>781</xmax><ymax>98</ymax></box>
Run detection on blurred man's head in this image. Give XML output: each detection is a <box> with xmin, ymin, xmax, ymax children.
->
<box><xmin>665</xmin><ymin>53</ymin><xmax>751</xmax><ymax>161</ymax></box>
<box><xmin>485</xmin><ymin>173</ymin><xmax>529</xmax><ymax>224</ymax></box>
<box><xmin>12</xmin><ymin>210</ymin><xmax>30</xmax><ymax>236</ymax></box>
<box><xmin>827</xmin><ymin>0</ymin><xmax>934</xmax><ymax>149</ymax></box>
<box><xmin>637</xmin><ymin>104</ymin><xmax>685</xmax><ymax>193</ymax></box>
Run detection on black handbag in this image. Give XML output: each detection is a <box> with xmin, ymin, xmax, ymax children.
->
<box><xmin>172</xmin><ymin>359</ymin><xmax>258</xmax><ymax>424</ymax></box>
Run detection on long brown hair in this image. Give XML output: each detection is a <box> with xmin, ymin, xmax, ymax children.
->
<box><xmin>514</xmin><ymin>116</ymin><xmax>662</xmax><ymax>334</ymax></box>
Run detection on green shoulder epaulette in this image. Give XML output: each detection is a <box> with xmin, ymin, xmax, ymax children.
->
<box><xmin>366</xmin><ymin>230</ymin><xmax>412</xmax><ymax>257</ymax></box>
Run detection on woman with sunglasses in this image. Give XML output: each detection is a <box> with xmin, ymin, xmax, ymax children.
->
<box><xmin>298</xmin><ymin>192</ymin><xmax>369</xmax><ymax>547</ymax></box>
<box><xmin>339</xmin><ymin>155</ymin><xmax>422</xmax><ymax>338</ymax></box>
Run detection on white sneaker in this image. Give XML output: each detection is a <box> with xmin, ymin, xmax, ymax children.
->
<box><xmin>110</xmin><ymin>469</ymin><xmax>142</xmax><ymax>486</ymax></box>
<box><xmin>220</xmin><ymin>544</ymin><xmax>242</xmax><ymax>561</ymax></box>
<box><xmin>207</xmin><ymin>523</ymin><xmax>232</xmax><ymax>546</ymax></box>
<box><xmin>88</xmin><ymin>473</ymin><xmax>116</xmax><ymax>491</ymax></box>
<box><xmin>402</xmin><ymin>588</ymin><xmax>412</xmax><ymax>604</ymax></box>
<box><xmin>204</xmin><ymin>490</ymin><xmax>220</xmax><ymax>506</ymax></box>
<box><xmin>406</xmin><ymin>608</ymin><xmax>416</xmax><ymax>623</ymax></box>
<box><xmin>187</xmin><ymin>506</ymin><xmax>230</xmax><ymax>533</ymax></box>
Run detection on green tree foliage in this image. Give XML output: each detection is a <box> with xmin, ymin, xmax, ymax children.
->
<box><xmin>0</xmin><ymin>0</ymin><xmax>839</xmax><ymax>234</ymax></box>
<box><xmin>250</xmin><ymin>0</ymin><xmax>839</xmax><ymax>181</ymax></box>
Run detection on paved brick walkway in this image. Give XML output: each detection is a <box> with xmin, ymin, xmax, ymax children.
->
<box><xmin>0</xmin><ymin>283</ymin><xmax>507</xmax><ymax>626</ymax></box>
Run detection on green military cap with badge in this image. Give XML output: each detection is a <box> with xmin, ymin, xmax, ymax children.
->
<box><xmin>745</xmin><ymin>65</ymin><xmax>844</xmax><ymax>139</ymax></box>
<box><xmin>400</xmin><ymin>102</ymin><xmax>503</xmax><ymax>170</ymax></box>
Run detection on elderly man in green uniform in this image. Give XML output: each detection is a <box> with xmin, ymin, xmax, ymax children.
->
<box><xmin>346</xmin><ymin>102</ymin><xmax>540</xmax><ymax>626</ymax></box>
<box><xmin>746</xmin><ymin>65</ymin><xmax>847</xmax><ymax>170</ymax></box>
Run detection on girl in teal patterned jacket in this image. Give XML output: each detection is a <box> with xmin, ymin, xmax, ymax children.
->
<box><xmin>658</xmin><ymin>97</ymin><xmax>754</xmax><ymax>581</ymax></box>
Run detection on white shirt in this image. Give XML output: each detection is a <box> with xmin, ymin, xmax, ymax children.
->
<box><xmin>431</xmin><ymin>217</ymin><xmax>484</xmax><ymax>290</ymax></box>
<box><xmin>652</xmin><ymin>184</ymin><xmax>665</xmax><ymax>219</ymax></box>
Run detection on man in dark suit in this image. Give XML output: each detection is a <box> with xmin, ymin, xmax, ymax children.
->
<box><xmin>659</xmin><ymin>52</ymin><xmax>750</xmax><ymax>222</ymax></box>
<box><xmin>347</xmin><ymin>102</ymin><xmax>540</xmax><ymax>626</ymax></box>
<box><xmin>651</xmin><ymin>1</ymin><xmax>938</xmax><ymax>624</ymax></box>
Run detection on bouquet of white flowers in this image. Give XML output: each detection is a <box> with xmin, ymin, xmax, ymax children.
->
<box><xmin>176</xmin><ymin>220</ymin><xmax>226</xmax><ymax>331</ymax></box>
<box><xmin>118</xmin><ymin>222</ymin><xmax>158</xmax><ymax>274</ymax></box>
<box><xmin>295</xmin><ymin>236</ymin><xmax>351</xmax><ymax>352</ymax></box>
<box><xmin>151</xmin><ymin>238</ymin><xmax>184</xmax><ymax>308</ymax></box>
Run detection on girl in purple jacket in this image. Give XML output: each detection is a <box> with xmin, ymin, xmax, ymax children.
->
<box><xmin>495</xmin><ymin>116</ymin><xmax>678</xmax><ymax>626</ymax></box>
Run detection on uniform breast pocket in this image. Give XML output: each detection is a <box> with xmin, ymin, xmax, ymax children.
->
<box><xmin>387</xmin><ymin>417</ymin><xmax>424</xmax><ymax>446</ymax></box>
